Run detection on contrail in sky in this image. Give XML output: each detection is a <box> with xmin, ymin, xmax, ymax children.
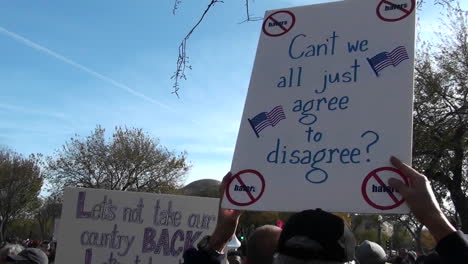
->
<box><xmin>0</xmin><ymin>26</ymin><xmax>171</xmax><ymax>110</ymax></box>
<box><xmin>0</xmin><ymin>103</ymin><xmax>65</xmax><ymax>119</ymax></box>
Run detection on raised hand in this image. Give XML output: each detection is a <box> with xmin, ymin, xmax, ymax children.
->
<box><xmin>208</xmin><ymin>172</ymin><xmax>243</xmax><ymax>252</ymax></box>
<box><xmin>388</xmin><ymin>156</ymin><xmax>455</xmax><ymax>241</ymax></box>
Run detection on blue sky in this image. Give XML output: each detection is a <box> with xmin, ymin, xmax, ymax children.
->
<box><xmin>0</xmin><ymin>0</ymin><xmax>463</xmax><ymax>188</ymax></box>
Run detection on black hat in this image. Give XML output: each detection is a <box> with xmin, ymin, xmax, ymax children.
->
<box><xmin>276</xmin><ymin>209</ymin><xmax>355</xmax><ymax>262</ymax></box>
<box><xmin>355</xmin><ymin>240</ymin><xmax>387</xmax><ymax>264</ymax></box>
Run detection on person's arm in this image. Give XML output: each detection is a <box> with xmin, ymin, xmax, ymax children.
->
<box><xmin>207</xmin><ymin>172</ymin><xmax>243</xmax><ymax>252</ymax></box>
<box><xmin>388</xmin><ymin>157</ymin><xmax>468</xmax><ymax>262</ymax></box>
<box><xmin>183</xmin><ymin>172</ymin><xmax>243</xmax><ymax>264</ymax></box>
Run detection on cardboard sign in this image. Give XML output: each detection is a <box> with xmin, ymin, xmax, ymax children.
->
<box><xmin>56</xmin><ymin>188</ymin><xmax>219</xmax><ymax>264</ymax></box>
<box><xmin>223</xmin><ymin>0</ymin><xmax>415</xmax><ymax>213</ymax></box>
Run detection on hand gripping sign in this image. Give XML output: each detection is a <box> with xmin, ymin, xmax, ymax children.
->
<box><xmin>361</xmin><ymin>167</ymin><xmax>409</xmax><ymax>210</ymax></box>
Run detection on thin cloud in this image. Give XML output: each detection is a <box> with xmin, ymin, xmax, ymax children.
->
<box><xmin>0</xmin><ymin>103</ymin><xmax>80</xmax><ymax>132</ymax></box>
<box><xmin>0</xmin><ymin>26</ymin><xmax>171</xmax><ymax>110</ymax></box>
<box><xmin>0</xmin><ymin>102</ymin><xmax>66</xmax><ymax>119</ymax></box>
<box><xmin>0</xmin><ymin>125</ymin><xmax>74</xmax><ymax>137</ymax></box>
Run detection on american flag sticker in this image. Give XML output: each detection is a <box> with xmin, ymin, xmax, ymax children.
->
<box><xmin>367</xmin><ymin>46</ymin><xmax>409</xmax><ymax>76</ymax></box>
<box><xmin>248</xmin><ymin>105</ymin><xmax>286</xmax><ymax>138</ymax></box>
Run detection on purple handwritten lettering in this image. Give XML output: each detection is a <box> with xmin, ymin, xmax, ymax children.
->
<box><xmin>76</xmin><ymin>192</ymin><xmax>91</xmax><ymax>218</ymax></box>
<box><xmin>142</xmin><ymin>227</ymin><xmax>156</xmax><ymax>253</ymax></box>
<box><xmin>171</xmin><ymin>230</ymin><xmax>184</xmax><ymax>256</ymax></box>
<box><xmin>155</xmin><ymin>229</ymin><xmax>170</xmax><ymax>256</ymax></box>
<box><xmin>184</xmin><ymin>231</ymin><xmax>202</xmax><ymax>250</ymax></box>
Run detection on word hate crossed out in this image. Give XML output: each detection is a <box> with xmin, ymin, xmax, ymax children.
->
<box><xmin>371</xmin><ymin>185</ymin><xmax>397</xmax><ymax>193</ymax></box>
<box><xmin>268</xmin><ymin>21</ymin><xmax>288</xmax><ymax>27</ymax></box>
<box><xmin>234</xmin><ymin>185</ymin><xmax>256</xmax><ymax>192</ymax></box>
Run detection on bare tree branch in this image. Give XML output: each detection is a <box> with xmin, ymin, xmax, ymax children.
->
<box><xmin>172</xmin><ymin>0</ymin><xmax>265</xmax><ymax>95</ymax></box>
<box><xmin>173</xmin><ymin>0</ymin><xmax>183</xmax><ymax>15</ymax></box>
<box><xmin>172</xmin><ymin>0</ymin><xmax>223</xmax><ymax>97</ymax></box>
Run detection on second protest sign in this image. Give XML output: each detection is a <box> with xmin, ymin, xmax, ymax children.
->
<box><xmin>56</xmin><ymin>188</ymin><xmax>219</xmax><ymax>264</ymax></box>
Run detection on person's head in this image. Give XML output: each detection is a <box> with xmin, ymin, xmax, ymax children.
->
<box><xmin>246</xmin><ymin>225</ymin><xmax>282</xmax><ymax>264</ymax></box>
<box><xmin>355</xmin><ymin>240</ymin><xmax>386</xmax><ymax>264</ymax></box>
<box><xmin>273</xmin><ymin>209</ymin><xmax>356</xmax><ymax>264</ymax></box>
<box><xmin>6</xmin><ymin>248</ymin><xmax>48</xmax><ymax>264</ymax></box>
<box><xmin>0</xmin><ymin>244</ymin><xmax>24</xmax><ymax>264</ymax></box>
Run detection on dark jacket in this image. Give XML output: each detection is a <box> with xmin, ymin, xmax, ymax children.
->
<box><xmin>183</xmin><ymin>231</ymin><xmax>468</xmax><ymax>264</ymax></box>
<box><xmin>183</xmin><ymin>247</ymin><xmax>224</xmax><ymax>264</ymax></box>
<box><xmin>435</xmin><ymin>231</ymin><xmax>468</xmax><ymax>263</ymax></box>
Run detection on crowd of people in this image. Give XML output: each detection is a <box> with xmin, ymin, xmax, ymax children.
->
<box><xmin>0</xmin><ymin>239</ymin><xmax>55</xmax><ymax>264</ymax></box>
<box><xmin>0</xmin><ymin>157</ymin><xmax>466</xmax><ymax>264</ymax></box>
<box><xmin>183</xmin><ymin>157</ymin><xmax>468</xmax><ymax>264</ymax></box>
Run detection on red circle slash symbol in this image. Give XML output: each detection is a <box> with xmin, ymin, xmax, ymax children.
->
<box><xmin>361</xmin><ymin>167</ymin><xmax>409</xmax><ymax>210</ymax></box>
<box><xmin>226</xmin><ymin>169</ymin><xmax>266</xmax><ymax>206</ymax></box>
<box><xmin>262</xmin><ymin>10</ymin><xmax>296</xmax><ymax>37</ymax></box>
<box><xmin>376</xmin><ymin>0</ymin><xmax>415</xmax><ymax>22</ymax></box>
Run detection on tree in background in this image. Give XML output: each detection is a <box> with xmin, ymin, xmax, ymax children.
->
<box><xmin>35</xmin><ymin>196</ymin><xmax>62</xmax><ymax>240</ymax></box>
<box><xmin>391</xmin><ymin>224</ymin><xmax>414</xmax><ymax>250</ymax></box>
<box><xmin>351</xmin><ymin>215</ymin><xmax>390</xmax><ymax>246</ymax></box>
<box><xmin>46</xmin><ymin>126</ymin><xmax>190</xmax><ymax>195</ymax></box>
<box><xmin>7</xmin><ymin>218</ymin><xmax>40</xmax><ymax>241</ymax></box>
<box><xmin>412</xmin><ymin>4</ymin><xmax>468</xmax><ymax>232</ymax></box>
<box><xmin>384</xmin><ymin>214</ymin><xmax>425</xmax><ymax>253</ymax></box>
<box><xmin>0</xmin><ymin>149</ymin><xmax>43</xmax><ymax>242</ymax></box>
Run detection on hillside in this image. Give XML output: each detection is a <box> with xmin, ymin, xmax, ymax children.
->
<box><xmin>181</xmin><ymin>179</ymin><xmax>221</xmax><ymax>198</ymax></box>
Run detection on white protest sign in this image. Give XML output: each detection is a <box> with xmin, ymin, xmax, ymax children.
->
<box><xmin>223</xmin><ymin>0</ymin><xmax>415</xmax><ymax>213</ymax></box>
<box><xmin>56</xmin><ymin>188</ymin><xmax>219</xmax><ymax>264</ymax></box>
